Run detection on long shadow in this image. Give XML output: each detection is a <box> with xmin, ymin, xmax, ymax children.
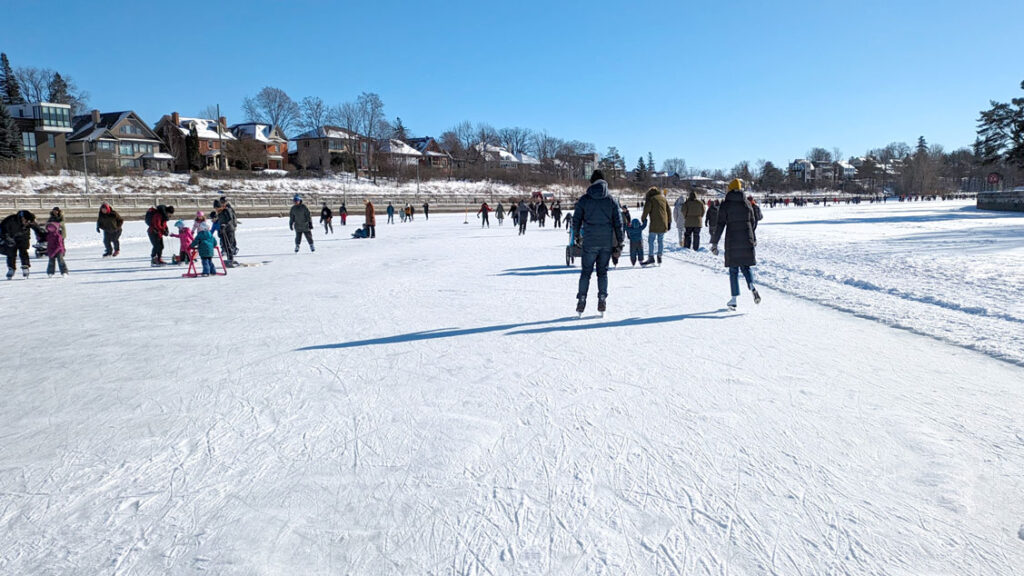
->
<box><xmin>81</xmin><ymin>276</ymin><xmax>185</xmax><ymax>285</ymax></box>
<box><xmin>503</xmin><ymin>265</ymin><xmax>570</xmax><ymax>272</ymax></box>
<box><xmin>296</xmin><ymin>316</ymin><xmax>580</xmax><ymax>351</ymax></box>
<box><xmin>498</xmin><ymin>269</ymin><xmax>579</xmax><ymax>277</ymax></box>
<box><xmin>506</xmin><ymin>309</ymin><xmax>735</xmax><ymax>335</ymax></box>
<box><xmin>766</xmin><ymin>207</ymin><xmax>1021</xmax><ymax>227</ymax></box>
<box><xmin>72</xmin><ymin>266</ymin><xmax>178</xmax><ymax>274</ymax></box>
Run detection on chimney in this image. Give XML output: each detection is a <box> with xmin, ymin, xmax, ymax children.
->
<box><xmin>172</xmin><ymin>111</ymin><xmax>180</xmax><ymax>126</ymax></box>
<box><xmin>219</xmin><ymin>116</ymin><xmax>227</xmax><ymax>128</ymax></box>
<box><xmin>91</xmin><ymin>109</ymin><xmax>100</xmax><ymax>125</ymax></box>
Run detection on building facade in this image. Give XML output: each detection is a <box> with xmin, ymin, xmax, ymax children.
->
<box><xmin>9</xmin><ymin>102</ymin><xmax>72</xmax><ymax>168</ymax></box>
<box><xmin>67</xmin><ymin>110</ymin><xmax>171</xmax><ymax>172</ymax></box>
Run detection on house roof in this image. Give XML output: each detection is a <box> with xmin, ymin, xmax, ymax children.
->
<box><xmin>69</xmin><ymin>111</ymin><xmax>163</xmax><ymax>143</ymax></box>
<box><xmin>379</xmin><ymin>139</ymin><xmax>422</xmax><ymax>156</ymax></box>
<box><xmin>515</xmin><ymin>152</ymin><xmax>541</xmax><ymax>165</ymax></box>
<box><xmin>474</xmin><ymin>143</ymin><xmax>518</xmax><ymax>163</ymax></box>
<box><xmin>172</xmin><ymin>117</ymin><xmax>236</xmax><ymax>141</ymax></box>
<box><xmin>229</xmin><ymin>122</ymin><xmax>286</xmax><ymax>143</ymax></box>
<box><xmin>293</xmin><ymin>125</ymin><xmax>363</xmax><ymax>140</ymax></box>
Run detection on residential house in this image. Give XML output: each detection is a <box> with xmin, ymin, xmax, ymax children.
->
<box><xmin>291</xmin><ymin>126</ymin><xmax>370</xmax><ymax>171</ymax></box>
<box><xmin>407</xmin><ymin>137</ymin><xmax>451</xmax><ymax>169</ymax></box>
<box><xmin>377</xmin><ymin>139</ymin><xmax>422</xmax><ymax>168</ymax></box>
<box><xmin>813</xmin><ymin>160</ymin><xmax>835</xmax><ymax>183</ymax></box>
<box><xmin>67</xmin><ymin>110</ymin><xmax>171</xmax><ymax>172</ymax></box>
<box><xmin>474</xmin><ymin>143</ymin><xmax>519</xmax><ymax>169</ymax></box>
<box><xmin>229</xmin><ymin>122</ymin><xmax>289</xmax><ymax>170</ymax></box>
<box><xmin>514</xmin><ymin>152</ymin><xmax>541</xmax><ymax>170</ymax></box>
<box><xmin>835</xmin><ymin>161</ymin><xmax>857</xmax><ymax>180</ymax></box>
<box><xmin>9</xmin><ymin>101</ymin><xmax>72</xmax><ymax>168</ymax></box>
<box><xmin>154</xmin><ymin>112</ymin><xmax>236</xmax><ymax>171</ymax></box>
<box><xmin>788</xmin><ymin>159</ymin><xmax>815</xmax><ymax>183</ymax></box>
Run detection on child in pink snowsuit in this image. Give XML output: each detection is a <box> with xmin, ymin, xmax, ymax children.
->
<box><xmin>170</xmin><ymin>220</ymin><xmax>194</xmax><ymax>264</ymax></box>
<box><xmin>45</xmin><ymin>220</ymin><xmax>69</xmax><ymax>277</ymax></box>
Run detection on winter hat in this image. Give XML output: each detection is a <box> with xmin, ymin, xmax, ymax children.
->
<box><xmin>728</xmin><ymin>178</ymin><xmax>744</xmax><ymax>192</ymax></box>
<box><xmin>213</xmin><ymin>200</ymin><xmax>221</xmax><ymax>208</ymax></box>
<box><xmin>199</xmin><ymin>222</ymin><xmax>210</xmax><ymax>232</ymax></box>
<box><xmin>590</xmin><ymin>169</ymin><xmax>604</xmax><ymax>183</ymax></box>
<box><xmin>631</xmin><ymin>218</ymin><xmax>641</xmax><ymax>228</ymax></box>
<box><xmin>100</xmin><ymin>203</ymin><xmax>110</xmax><ymax>214</ymax></box>
<box><xmin>174</xmin><ymin>220</ymin><xmax>185</xmax><ymax>229</ymax></box>
<box><xmin>293</xmin><ymin>195</ymin><xmax>302</xmax><ymax>203</ymax></box>
<box><xmin>195</xmin><ymin>210</ymin><xmax>205</xmax><ymax>220</ymax></box>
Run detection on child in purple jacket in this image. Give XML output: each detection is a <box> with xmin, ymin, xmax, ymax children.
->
<box><xmin>170</xmin><ymin>220</ymin><xmax>194</xmax><ymax>264</ymax></box>
<box><xmin>45</xmin><ymin>219</ymin><xmax>68</xmax><ymax>277</ymax></box>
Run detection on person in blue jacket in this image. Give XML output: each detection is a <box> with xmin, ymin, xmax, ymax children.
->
<box><xmin>571</xmin><ymin>170</ymin><xmax>623</xmax><ymax>314</ymax></box>
<box><xmin>624</xmin><ymin>218</ymin><xmax>647</xmax><ymax>266</ymax></box>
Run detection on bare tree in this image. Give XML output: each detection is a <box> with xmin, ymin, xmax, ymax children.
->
<box><xmin>356</xmin><ymin>92</ymin><xmax>387</xmax><ymax>140</ymax></box>
<box><xmin>14</xmin><ymin>67</ymin><xmax>51</xmax><ymax>102</ymax></box>
<box><xmin>197</xmin><ymin>105</ymin><xmax>219</xmax><ymax>120</ymax></box>
<box><xmin>498</xmin><ymin>127</ymin><xmax>533</xmax><ymax>155</ymax></box>
<box><xmin>297</xmin><ymin>96</ymin><xmax>332</xmax><ymax>134</ymax></box>
<box><xmin>333</xmin><ymin>101</ymin><xmax>360</xmax><ymax>133</ymax></box>
<box><xmin>242</xmin><ymin>87</ymin><xmax>300</xmax><ymax>134</ymax></box>
<box><xmin>806</xmin><ymin>147</ymin><xmax>832</xmax><ymax>163</ymax></box>
<box><xmin>451</xmin><ymin>120</ymin><xmax>476</xmax><ymax>152</ymax></box>
<box><xmin>529</xmin><ymin>130</ymin><xmax>562</xmax><ymax>162</ymax></box>
<box><xmin>225</xmin><ymin>139</ymin><xmax>267</xmax><ymax>170</ymax></box>
<box><xmin>662</xmin><ymin>157</ymin><xmax>687</xmax><ymax>175</ymax></box>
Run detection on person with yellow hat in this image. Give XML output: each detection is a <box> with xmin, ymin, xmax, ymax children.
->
<box><xmin>710</xmin><ymin>179</ymin><xmax>762</xmax><ymax>310</ymax></box>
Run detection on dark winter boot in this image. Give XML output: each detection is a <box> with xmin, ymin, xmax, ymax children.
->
<box><xmin>752</xmin><ymin>288</ymin><xmax>761</xmax><ymax>304</ymax></box>
<box><xmin>657</xmin><ymin>254</ymin><xmax>662</xmax><ymax>265</ymax></box>
<box><xmin>598</xmin><ymin>297</ymin><xmax>606</xmax><ymax>313</ymax></box>
<box><xmin>22</xmin><ymin>266</ymin><xmax>29</xmax><ymax>278</ymax></box>
<box><xmin>310</xmin><ymin>244</ymin><xmax>315</xmax><ymax>252</ymax></box>
<box><xmin>5</xmin><ymin>268</ymin><xmax>14</xmax><ymax>280</ymax></box>
<box><xmin>295</xmin><ymin>245</ymin><xmax>300</xmax><ymax>253</ymax></box>
<box><xmin>576</xmin><ymin>297</ymin><xmax>587</xmax><ymax>314</ymax></box>
<box><xmin>641</xmin><ymin>257</ymin><xmax>655</xmax><ymax>267</ymax></box>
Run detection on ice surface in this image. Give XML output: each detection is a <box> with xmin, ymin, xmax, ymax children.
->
<box><xmin>1</xmin><ymin>200</ymin><xmax>1022</xmax><ymax>574</ymax></box>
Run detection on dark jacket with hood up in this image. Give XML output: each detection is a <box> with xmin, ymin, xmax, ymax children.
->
<box><xmin>571</xmin><ymin>180</ymin><xmax>624</xmax><ymax>249</ymax></box>
<box><xmin>710</xmin><ymin>190</ymin><xmax>757</xmax><ymax>268</ymax></box>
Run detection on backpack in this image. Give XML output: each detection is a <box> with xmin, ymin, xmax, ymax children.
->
<box><xmin>144</xmin><ymin>207</ymin><xmax>156</xmax><ymax>226</ymax></box>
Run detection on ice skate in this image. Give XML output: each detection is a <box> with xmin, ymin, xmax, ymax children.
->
<box><xmin>598</xmin><ymin>297</ymin><xmax>606</xmax><ymax>317</ymax></box>
<box><xmin>295</xmin><ymin>245</ymin><xmax>300</xmax><ymax>253</ymax></box>
<box><xmin>575</xmin><ymin>297</ymin><xmax>587</xmax><ymax>317</ymax></box>
<box><xmin>5</xmin><ymin>268</ymin><xmax>14</xmax><ymax>280</ymax></box>
<box><xmin>727</xmin><ymin>296</ymin><xmax>737</xmax><ymax>311</ymax></box>
<box><xmin>310</xmin><ymin>244</ymin><xmax>315</xmax><ymax>252</ymax></box>
<box><xmin>61</xmin><ymin>272</ymin><xmax>69</xmax><ymax>278</ymax></box>
<box><xmin>752</xmin><ymin>288</ymin><xmax>761</xmax><ymax>304</ymax></box>
<box><xmin>22</xmin><ymin>267</ymin><xmax>29</xmax><ymax>278</ymax></box>
<box><xmin>112</xmin><ymin>250</ymin><xmax>119</xmax><ymax>257</ymax></box>
<box><xmin>656</xmin><ymin>254</ymin><xmax>662</xmax><ymax>266</ymax></box>
<box><xmin>641</xmin><ymin>257</ymin><xmax>655</xmax><ymax>267</ymax></box>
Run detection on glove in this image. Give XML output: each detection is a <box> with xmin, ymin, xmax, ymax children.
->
<box><xmin>96</xmin><ymin>227</ymin><xmax>100</xmax><ymax>233</ymax></box>
<box><xmin>612</xmin><ymin>244</ymin><xmax>623</xmax><ymax>259</ymax></box>
<box><xmin>290</xmin><ymin>225</ymin><xmax>294</xmax><ymax>231</ymax></box>
<box><xmin>711</xmin><ymin>244</ymin><xmax>719</xmax><ymax>256</ymax></box>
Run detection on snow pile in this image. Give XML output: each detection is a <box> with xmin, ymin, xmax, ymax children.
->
<box><xmin>1</xmin><ymin>203</ymin><xmax>1022</xmax><ymax>574</ymax></box>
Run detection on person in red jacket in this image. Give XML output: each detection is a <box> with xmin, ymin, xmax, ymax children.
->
<box><xmin>477</xmin><ymin>202</ymin><xmax>491</xmax><ymax>227</ymax></box>
<box><xmin>146</xmin><ymin>204</ymin><xmax>175</xmax><ymax>266</ymax></box>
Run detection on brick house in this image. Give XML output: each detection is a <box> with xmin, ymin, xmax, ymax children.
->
<box><xmin>154</xmin><ymin>112</ymin><xmax>236</xmax><ymax>171</ymax></box>
<box><xmin>291</xmin><ymin>126</ymin><xmax>371</xmax><ymax>171</ymax></box>
<box><xmin>229</xmin><ymin>122</ymin><xmax>289</xmax><ymax>170</ymax></box>
<box><xmin>407</xmin><ymin>137</ymin><xmax>452</xmax><ymax>169</ymax></box>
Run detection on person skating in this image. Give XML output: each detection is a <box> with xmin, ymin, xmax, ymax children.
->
<box><xmin>682</xmin><ymin>190</ymin><xmax>706</xmax><ymax>251</ymax></box>
<box><xmin>386</xmin><ymin>202</ymin><xmax>395</xmax><ymax>224</ymax></box>
<box><xmin>96</xmin><ymin>203</ymin><xmax>123</xmax><ymax>257</ymax></box>
<box><xmin>190</xmin><ymin>221</ymin><xmax>218</xmax><ymax>277</ymax></box>
<box><xmin>496</xmin><ymin>202</ymin><xmax>505</xmax><ymax>225</ymax></box>
<box><xmin>146</xmin><ymin>204</ymin><xmax>174</xmax><ymax>266</ymax></box>
<box><xmin>290</xmin><ymin>195</ymin><xmax>315</xmax><ymax>253</ymax></box>
<box><xmin>170</xmin><ymin>220</ymin><xmax>194</xmax><ymax>265</ymax></box>
<box><xmin>537</xmin><ymin>201</ymin><xmax>548</xmax><ymax>227</ymax></box>
<box><xmin>705</xmin><ymin>199</ymin><xmax>720</xmax><ymax>247</ymax></box>
<box><xmin>320</xmin><ymin>203</ymin><xmax>334</xmax><ymax>234</ymax></box>
<box><xmin>710</xmin><ymin>179</ymin><xmax>761</xmax><ymax>310</ymax></box>
<box><xmin>672</xmin><ymin>194</ymin><xmax>686</xmax><ymax>245</ymax></box>
<box><xmin>2</xmin><ymin>210</ymin><xmax>42</xmax><ymax>279</ymax></box>
<box><xmin>551</xmin><ymin>201</ymin><xmax>562</xmax><ymax>228</ymax></box>
<box><xmin>477</xmin><ymin>202</ymin><xmax>491</xmax><ymax>227</ymax></box>
<box><xmin>44</xmin><ymin>218</ymin><xmax>69</xmax><ymax>278</ymax></box>
<box><xmin>748</xmin><ymin>195</ymin><xmax>764</xmax><ymax>244</ymax></box>
<box><xmin>48</xmin><ymin>207</ymin><xmax>67</xmax><ymax>239</ymax></box>
<box><xmin>571</xmin><ymin>170</ymin><xmax>624</xmax><ymax>315</ymax></box>
<box><xmin>422</xmin><ymin>202</ymin><xmax>429</xmax><ymax>220</ymax></box>
<box><xmin>517</xmin><ymin>200</ymin><xmax>530</xmax><ymax>235</ymax></box>
<box><xmin>339</xmin><ymin>203</ymin><xmax>348</xmax><ymax>226</ymax></box>
<box><xmin>212</xmin><ymin>200</ymin><xmax>237</xmax><ymax>266</ymax></box>
<box><xmin>364</xmin><ymin>200</ymin><xmax>376</xmax><ymax>238</ymax></box>
<box><xmin>640</xmin><ymin>187</ymin><xmax>671</xmax><ymax>266</ymax></box>
<box><xmin>624</xmin><ymin>218</ymin><xmax>647</xmax><ymax>266</ymax></box>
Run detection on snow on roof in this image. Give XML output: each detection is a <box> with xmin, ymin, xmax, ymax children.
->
<box><xmin>515</xmin><ymin>152</ymin><xmax>541</xmax><ymax>165</ymax></box>
<box><xmin>379</xmin><ymin>139</ymin><xmax>422</xmax><ymax>156</ymax></box>
<box><xmin>294</xmin><ymin>126</ymin><xmax>362</xmax><ymax>140</ymax></box>
<box><xmin>474</xmin><ymin>143</ymin><xmax>518</xmax><ymax>163</ymax></box>
<box><xmin>230</xmin><ymin>123</ymin><xmax>285</xmax><ymax>143</ymax></box>
<box><xmin>175</xmin><ymin>117</ymin><xmax>236</xmax><ymax>141</ymax></box>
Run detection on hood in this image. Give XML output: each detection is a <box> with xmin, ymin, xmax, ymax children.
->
<box><xmin>586</xmin><ymin>179</ymin><xmax>609</xmax><ymax>200</ymax></box>
<box><xmin>46</xmin><ymin>221</ymin><xmax>60</xmax><ymax>234</ymax></box>
<box><xmin>630</xmin><ymin>218</ymin><xmax>642</xmax><ymax>228</ymax></box>
<box><xmin>725</xmin><ymin>189</ymin><xmax>746</xmax><ymax>202</ymax></box>
<box><xmin>645</xmin><ymin>187</ymin><xmax>661</xmax><ymax>200</ymax></box>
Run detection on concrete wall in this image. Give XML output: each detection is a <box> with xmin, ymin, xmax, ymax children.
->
<box><xmin>977</xmin><ymin>190</ymin><xmax>1024</xmax><ymax>212</ymax></box>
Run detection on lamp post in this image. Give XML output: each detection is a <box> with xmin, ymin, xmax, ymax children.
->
<box><xmin>82</xmin><ymin>140</ymin><xmax>90</xmax><ymax>194</ymax></box>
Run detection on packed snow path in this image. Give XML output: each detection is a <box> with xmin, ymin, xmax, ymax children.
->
<box><xmin>1</xmin><ymin>201</ymin><xmax>1022</xmax><ymax>575</ymax></box>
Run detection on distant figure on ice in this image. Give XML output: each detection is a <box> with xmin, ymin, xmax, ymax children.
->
<box><xmin>640</xmin><ymin>187</ymin><xmax>670</xmax><ymax>266</ymax></box>
<box><xmin>290</xmin><ymin>195</ymin><xmax>315</xmax><ymax>253</ymax></box>
<box><xmin>517</xmin><ymin>200</ymin><xmax>530</xmax><ymax>235</ymax></box>
<box><xmin>386</xmin><ymin>202</ymin><xmax>395</xmax><ymax>224</ymax></box>
<box><xmin>339</xmin><ymin>203</ymin><xmax>348</xmax><ymax>226</ymax></box>
<box><xmin>170</xmin><ymin>220</ymin><xmax>194</xmax><ymax>265</ymax></box>
<box><xmin>477</xmin><ymin>202</ymin><xmax>491</xmax><ymax>227</ymax></box>
<box><xmin>212</xmin><ymin>200</ymin><xmax>237</xmax><ymax>267</ymax></box>
<box><xmin>537</xmin><ymin>201</ymin><xmax>548</xmax><ymax>227</ymax></box>
<box><xmin>48</xmin><ymin>207</ymin><xmax>66</xmax><ymax>239</ymax></box>
<box><xmin>422</xmin><ymin>202</ymin><xmax>430</xmax><ymax>220</ymax></box>
<box><xmin>364</xmin><ymin>200</ymin><xmax>376</xmax><ymax>238</ymax></box>
<box><xmin>190</xmin><ymin>222</ymin><xmax>218</xmax><ymax>277</ymax></box>
<box><xmin>705</xmin><ymin>200</ymin><xmax>720</xmax><ymax>246</ymax></box>
<box><xmin>571</xmin><ymin>170</ymin><xmax>623</xmax><ymax>315</ymax></box>
<box><xmin>748</xmin><ymin>195</ymin><xmax>763</xmax><ymax>243</ymax></box>
<box><xmin>551</xmin><ymin>201</ymin><xmax>562</xmax><ymax>228</ymax></box>
<box><xmin>96</xmin><ymin>203</ymin><xmax>123</xmax><ymax>258</ymax></box>
<box><xmin>563</xmin><ymin>210</ymin><xmax>572</xmax><ymax>229</ymax></box>
<box><xmin>710</xmin><ymin>179</ymin><xmax>761</xmax><ymax>310</ymax></box>
<box><xmin>45</xmin><ymin>218</ymin><xmax>68</xmax><ymax>278</ymax></box>
<box><xmin>496</xmin><ymin>202</ymin><xmax>505</xmax><ymax>225</ymax></box>
<box><xmin>672</xmin><ymin>194</ymin><xmax>686</xmax><ymax>245</ymax></box>
<box><xmin>321</xmin><ymin>203</ymin><xmax>334</xmax><ymax>234</ymax></box>
<box><xmin>2</xmin><ymin>210</ymin><xmax>42</xmax><ymax>279</ymax></box>
<box><xmin>682</xmin><ymin>190</ymin><xmax>706</xmax><ymax>251</ymax></box>
<box><xmin>146</xmin><ymin>204</ymin><xmax>175</xmax><ymax>266</ymax></box>
<box><xmin>624</xmin><ymin>218</ymin><xmax>647</xmax><ymax>266</ymax></box>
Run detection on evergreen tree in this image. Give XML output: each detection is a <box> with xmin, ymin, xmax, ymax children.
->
<box><xmin>0</xmin><ymin>100</ymin><xmax>22</xmax><ymax>159</ymax></box>
<box><xmin>635</xmin><ymin>156</ymin><xmax>647</xmax><ymax>182</ymax></box>
<box><xmin>1</xmin><ymin>53</ymin><xmax>24</xmax><ymax>105</ymax></box>
<box><xmin>647</xmin><ymin>152</ymin><xmax>655</xmax><ymax>174</ymax></box>
<box><xmin>391</xmin><ymin>116</ymin><xmax>409</xmax><ymax>143</ymax></box>
<box><xmin>47</xmin><ymin>72</ymin><xmax>70</xmax><ymax>104</ymax></box>
<box><xmin>186</xmin><ymin>125</ymin><xmax>203</xmax><ymax>171</ymax></box>
<box><xmin>976</xmin><ymin>80</ymin><xmax>1024</xmax><ymax>169</ymax></box>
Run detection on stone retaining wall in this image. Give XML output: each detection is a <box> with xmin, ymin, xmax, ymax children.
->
<box><xmin>977</xmin><ymin>190</ymin><xmax>1024</xmax><ymax>212</ymax></box>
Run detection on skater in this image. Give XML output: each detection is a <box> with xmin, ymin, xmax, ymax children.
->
<box><xmin>386</xmin><ymin>202</ymin><xmax>395</xmax><ymax>224</ymax></box>
<box><xmin>96</xmin><ymin>203</ymin><xmax>123</xmax><ymax>257</ymax></box>
<box><xmin>517</xmin><ymin>200</ymin><xmax>530</xmax><ymax>235</ymax></box>
<box><xmin>48</xmin><ymin>207</ymin><xmax>67</xmax><ymax>239</ymax></box>
<box><xmin>705</xmin><ymin>200</ymin><xmax>720</xmax><ymax>246</ymax></box>
<box><xmin>290</xmin><ymin>195</ymin><xmax>315</xmax><ymax>252</ymax></box>
<box><xmin>212</xmin><ymin>200</ymin><xmax>237</xmax><ymax>266</ymax></box>
<box><xmin>320</xmin><ymin>203</ymin><xmax>334</xmax><ymax>234</ymax></box>
<box><xmin>571</xmin><ymin>170</ymin><xmax>624</xmax><ymax>315</ymax></box>
<box><xmin>146</xmin><ymin>204</ymin><xmax>175</xmax><ymax>266</ymax></box>
<box><xmin>2</xmin><ymin>210</ymin><xmax>42</xmax><ymax>279</ymax></box>
<box><xmin>170</xmin><ymin>220</ymin><xmax>194</xmax><ymax>265</ymax></box>
<box><xmin>511</xmin><ymin>203</ymin><xmax>519</xmax><ymax>227</ymax></box>
<box><xmin>364</xmin><ymin>200</ymin><xmax>376</xmax><ymax>238</ymax></box>
<box><xmin>191</xmin><ymin>210</ymin><xmax>205</xmax><ymax>235</ymax></box>
<box><xmin>640</xmin><ymin>187</ymin><xmax>670</xmax><ymax>266</ymax></box>
<box><xmin>682</xmin><ymin>190</ymin><xmax>706</xmax><ymax>251</ymax></box>
<box><xmin>672</xmin><ymin>194</ymin><xmax>686</xmax><ymax>245</ymax></box>
<box><xmin>352</xmin><ymin>224</ymin><xmax>370</xmax><ymax>239</ymax></box>
<box><xmin>407</xmin><ymin>203</ymin><xmax>414</xmax><ymax>221</ymax></box>
<box><xmin>624</xmin><ymin>218</ymin><xmax>647</xmax><ymax>266</ymax></box>
<box><xmin>496</xmin><ymin>202</ymin><xmax>505</xmax><ymax>225</ymax></box>
<box><xmin>44</xmin><ymin>218</ymin><xmax>69</xmax><ymax>277</ymax></box>
<box><xmin>537</xmin><ymin>201</ymin><xmax>548</xmax><ymax>227</ymax></box>
<box><xmin>422</xmin><ymin>202</ymin><xmax>430</xmax><ymax>220</ymax></box>
<box><xmin>710</xmin><ymin>179</ymin><xmax>761</xmax><ymax>310</ymax></box>
<box><xmin>748</xmin><ymin>195</ymin><xmax>764</xmax><ymax>242</ymax></box>
<box><xmin>477</xmin><ymin>202</ymin><xmax>491</xmax><ymax>227</ymax></box>
<box><xmin>190</xmin><ymin>221</ymin><xmax>218</xmax><ymax>276</ymax></box>
<box><xmin>563</xmin><ymin>210</ymin><xmax>572</xmax><ymax>229</ymax></box>
<box><xmin>551</xmin><ymin>201</ymin><xmax>562</xmax><ymax>228</ymax></box>
<box><xmin>339</xmin><ymin>203</ymin><xmax>348</xmax><ymax>226</ymax></box>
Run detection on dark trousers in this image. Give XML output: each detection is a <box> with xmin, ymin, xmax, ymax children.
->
<box><xmin>148</xmin><ymin>230</ymin><xmax>164</xmax><ymax>260</ymax></box>
<box><xmin>47</xmin><ymin>255</ymin><xmax>68</xmax><ymax>275</ymax></box>
<box><xmin>684</xmin><ymin>227</ymin><xmax>701</xmax><ymax>250</ymax></box>
<box><xmin>729</xmin><ymin>266</ymin><xmax>755</xmax><ymax>296</ymax></box>
<box><xmin>201</xmin><ymin>257</ymin><xmax>215</xmax><ymax>275</ymax></box>
<box><xmin>424</xmin><ymin>209</ymin><xmax>429</xmax><ymax>220</ymax></box>
<box><xmin>481</xmin><ymin>213</ymin><xmax>489</xmax><ymax>227</ymax></box>
<box><xmin>368</xmin><ymin>225</ymin><xmax>376</xmax><ymax>238</ymax></box>
<box><xmin>219</xmin><ymin>224</ymin><xmax>236</xmax><ymax>259</ymax></box>
<box><xmin>323</xmin><ymin>219</ymin><xmax>333</xmax><ymax>234</ymax></box>
<box><xmin>629</xmin><ymin>241</ymin><xmax>644</xmax><ymax>265</ymax></box>
<box><xmin>5</xmin><ymin>237</ymin><xmax>30</xmax><ymax>269</ymax></box>
<box><xmin>102</xmin><ymin>229</ymin><xmax>121</xmax><ymax>254</ymax></box>
<box><xmin>518</xmin><ymin>219</ymin><xmax>527</xmax><ymax>235</ymax></box>
<box><xmin>295</xmin><ymin>230</ymin><xmax>314</xmax><ymax>246</ymax></box>
<box><xmin>577</xmin><ymin>245</ymin><xmax>612</xmax><ymax>299</ymax></box>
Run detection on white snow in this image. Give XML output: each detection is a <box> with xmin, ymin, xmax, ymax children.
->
<box><xmin>1</xmin><ymin>200</ymin><xmax>1022</xmax><ymax>574</ymax></box>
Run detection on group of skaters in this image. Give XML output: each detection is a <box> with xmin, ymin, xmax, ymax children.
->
<box><xmin>383</xmin><ymin>201</ymin><xmax>429</xmax><ymax>224</ymax></box>
<box><xmin>571</xmin><ymin>170</ymin><xmax>762</xmax><ymax>314</ymax></box>
<box><xmin>1</xmin><ymin>206</ymin><xmax>71</xmax><ymax>279</ymax></box>
<box><xmin>145</xmin><ymin>195</ymin><xmax>239</xmax><ymax>270</ymax></box>
<box><xmin>473</xmin><ymin>199</ymin><xmax>565</xmax><ymax>234</ymax></box>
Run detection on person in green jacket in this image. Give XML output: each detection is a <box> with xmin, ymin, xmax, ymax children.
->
<box><xmin>682</xmin><ymin>190</ymin><xmax>707</xmax><ymax>251</ymax></box>
<box><xmin>289</xmin><ymin>195</ymin><xmax>315</xmax><ymax>253</ymax></box>
<box><xmin>640</xmin><ymin>187</ymin><xmax>671</xmax><ymax>266</ymax></box>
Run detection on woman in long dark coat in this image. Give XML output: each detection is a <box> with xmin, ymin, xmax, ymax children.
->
<box><xmin>710</xmin><ymin>179</ymin><xmax>762</xmax><ymax>310</ymax></box>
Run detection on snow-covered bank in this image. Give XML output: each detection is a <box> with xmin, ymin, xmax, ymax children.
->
<box><xmin>1</xmin><ymin>203</ymin><xmax>1022</xmax><ymax>574</ymax></box>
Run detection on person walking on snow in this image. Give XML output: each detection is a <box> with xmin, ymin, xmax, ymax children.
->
<box><xmin>96</xmin><ymin>203</ymin><xmax>123</xmax><ymax>257</ymax></box>
<box><xmin>517</xmin><ymin>200</ymin><xmax>530</xmax><ymax>235</ymax></box>
<box><xmin>571</xmin><ymin>170</ymin><xmax>624</xmax><ymax>315</ymax></box>
<box><xmin>710</xmin><ymin>179</ymin><xmax>761</xmax><ymax>310</ymax></box>
<box><xmin>496</xmin><ymin>202</ymin><xmax>505</xmax><ymax>225</ymax></box>
<box><xmin>320</xmin><ymin>203</ymin><xmax>334</xmax><ymax>234</ymax></box>
<box><xmin>386</xmin><ymin>202</ymin><xmax>395</xmax><ymax>224</ymax></box>
<box><xmin>364</xmin><ymin>200</ymin><xmax>376</xmax><ymax>238</ymax></box>
<box><xmin>682</xmin><ymin>190</ymin><xmax>706</xmax><ymax>251</ymax></box>
<box><xmin>640</xmin><ymin>187</ymin><xmax>671</xmax><ymax>266</ymax></box>
<box><xmin>477</xmin><ymin>202</ymin><xmax>491</xmax><ymax>227</ymax></box>
<box><xmin>339</xmin><ymin>203</ymin><xmax>348</xmax><ymax>226</ymax></box>
<box><xmin>705</xmin><ymin>199</ymin><xmax>720</xmax><ymax>246</ymax></box>
<box><xmin>290</xmin><ymin>195</ymin><xmax>315</xmax><ymax>253</ymax></box>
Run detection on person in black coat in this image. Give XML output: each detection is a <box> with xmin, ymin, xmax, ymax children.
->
<box><xmin>551</xmin><ymin>201</ymin><xmax>562</xmax><ymax>228</ymax></box>
<box><xmin>704</xmin><ymin>200</ymin><xmax>720</xmax><ymax>245</ymax></box>
<box><xmin>2</xmin><ymin>210</ymin><xmax>43</xmax><ymax>279</ymax></box>
<box><xmin>710</xmin><ymin>180</ymin><xmax>761</xmax><ymax>309</ymax></box>
<box><xmin>320</xmin><ymin>203</ymin><xmax>334</xmax><ymax>234</ymax></box>
<box><xmin>571</xmin><ymin>170</ymin><xmax>624</xmax><ymax>314</ymax></box>
<box><xmin>517</xmin><ymin>200</ymin><xmax>530</xmax><ymax>235</ymax></box>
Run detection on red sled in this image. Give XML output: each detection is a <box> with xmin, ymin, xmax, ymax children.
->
<box><xmin>182</xmin><ymin>246</ymin><xmax>228</xmax><ymax>277</ymax></box>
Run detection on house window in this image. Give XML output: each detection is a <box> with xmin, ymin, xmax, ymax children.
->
<box><xmin>119</xmin><ymin>123</ymin><xmax>142</xmax><ymax>135</ymax></box>
<box><xmin>47</xmin><ymin>134</ymin><xmax>56</xmax><ymax>147</ymax></box>
<box><xmin>21</xmin><ymin>132</ymin><xmax>37</xmax><ymax>161</ymax></box>
<box><xmin>48</xmin><ymin>154</ymin><xmax>56</xmax><ymax>165</ymax></box>
<box><xmin>119</xmin><ymin>142</ymin><xmax>134</xmax><ymax>156</ymax></box>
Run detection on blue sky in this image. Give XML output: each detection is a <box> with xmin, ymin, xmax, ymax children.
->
<box><xmin>6</xmin><ymin>0</ymin><xmax>1022</xmax><ymax>170</ymax></box>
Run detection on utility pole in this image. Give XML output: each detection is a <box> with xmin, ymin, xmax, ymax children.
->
<box><xmin>216</xmin><ymin>104</ymin><xmax>224</xmax><ymax>171</ymax></box>
<box><xmin>82</xmin><ymin>140</ymin><xmax>90</xmax><ymax>194</ymax></box>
